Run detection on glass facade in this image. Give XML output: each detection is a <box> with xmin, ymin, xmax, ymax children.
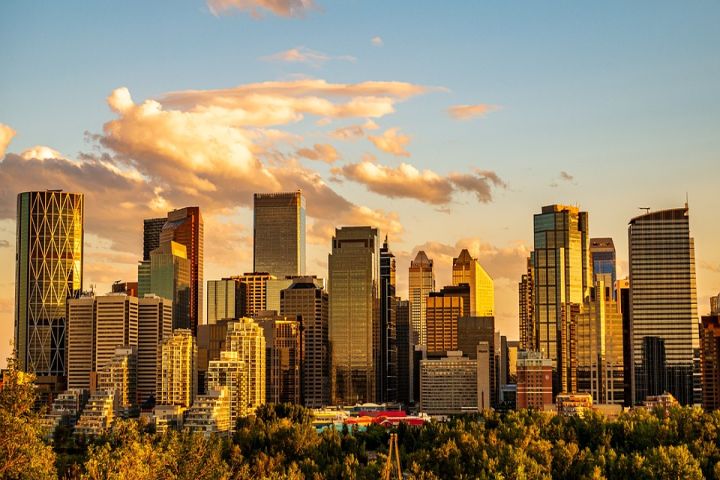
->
<box><xmin>15</xmin><ymin>190</ymin><xmax>84</xmax><ymax>377</ymax></box>
<box><xmin>452</xmin><ymin>249</ymin><xmax>494</xmax><ymax>317</ymax></box>
<box><xmin>590</xmin><ymin>237</ymin><xmax>616</xmax><ymax>298</ymax></box>
<box><xmin>139</xmin><ymin>241</ymin><xmax>191</xmax><ymax>331</ymax></box>
<box><xmin>409</xmin><ymin>251</ymin><xmax>434</xmax><ymax>348</ymax></box>
<box><xmin>379</xmin><ymin>237</ymin><xmax>398</xmax><ymax>403</ymax></box>
<box><xmin>253</xmin><ymin>191</ymin><xmax>306</xmax><ymax>279</ymax></box>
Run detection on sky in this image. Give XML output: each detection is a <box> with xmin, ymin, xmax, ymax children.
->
<box><xmin>1</xmin><ymin>1</ymin><xmax>719</xmax><ymax>367</ymax></box>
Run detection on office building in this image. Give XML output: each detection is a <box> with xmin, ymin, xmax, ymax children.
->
<box><xmin>143</xmin><ymin>217</ymin><xmax>166</xmax><ymax>261</ymax></box>
<box><xmin>207</xmin><ymin>278</ymin><xmax>246</xmax><ymax>325</ymax></box>
<box><xmin>379</xmin><ymin>236</ymin><xmax>398</xmax><ymax>403</ymax></box>
<box><xmin>532</xmin><ymin>204</ymin><xmax>590</xmax><ymax>396</ymax></box>
<box><xmin>15</xmin><ymin>190</ymin><xmax>84</xmax><ymax>397</ymax></box>
<box><xmin>96</xmin><ymin>346</ymin><xmax>137</xmax><ymax>418</ymax></box>
<box><xmin>328</xmin><ymin>226</ymin><xmax>380</xmax><ymax>405</ymax></box>
<box><xmin>425</xmin><ymin>285</ymin><xmax>468</xmax><ymax>355</ymax></box>
<box><xmin>457</xmin><ymin>316</ymin><xmax>497</xmax><ymax>407</ymax></box>
<box><xmin>519</xmin><ymin>255</ymin><xmax>535</xmax><ymax>351</ymax></box>
<box><xmin>253</xmin><ymin>191</ymin><xmax>306</xmax><ymax>279</ymax></box>
<box><xmin>256</xmin><ymin>313</ymin><xmax>302</xmax><ymax>404</ymax></box>
<box><xmin>137</xmin><ymin>295</ymin><xmax>172</xmax><ymax>407</ymax></box>
<box><xmin>197</xmin><ymin>319</ymin><xmax>232</xmax><ymax>395</ymax></box>
<box><xmin>420</xmin><ymin>351</ymin><xmax>478</xmax><ymax>415</ymax></box>
<box><xmin>700</xmin><ymin>295</ymin><xmax>720</xmax><ymax>411</ymax></box>
<box><xmin>590</xmin><ymin>238</ymin><xmax>616</xmax><ymax>296</ymax></box>
<box><xmin>452</xmin><ymin>249</ymin><xmax>494</xmax><ymax>317</ymax></box>
<box><xmin>280</xmin><ymin>276</ymin><xmax>329</xmax><ymax>408</ymax></box>
<box><xmin>157</xmin><ymin>329</ymin><xmax>196</xmax><ymax>408</ymax></box>
<box><xmin>396</xmin><ymin>300</ymin><xmax>411</xmax><ymax>406</ymax></box>
<box><xmin>266</xmin><ymin>278</ymin><xmax>294</xmax><ymax>313</ymax></box>
<box><xmin>629</xmin><ymin>207</ymin><xmax>698</xmax><ymax>405</ymax></box>
<box><xmin>225</xmin><ymin>318</ymin><xmax>266</xmax><ymax>410</ymax></box>
<box><xmin>576</xmin><ymin>281</ymin><xmax>624</xmax><ymax>405</ymax></box>
<box><xmin>477</xmin><ymin>342</ymin><xmax>492</xmax><ymax>410</ymax></box>
<box><xmin>111</xmin><ymin>281</ymin><xmax>138</xmax><ymax>297</ymax></box>
<box><xmin>409</xmin><ymin>251</ymin><xmax>434</xmax><ymax>348</ymax></box>
<box><xmin>139</xmin><ymin>241</ymin><xmax>190</xmax><ymax>331</ymax></box>
<box><xmin>159</xmin><ymin>207</ymin><xmax>203</xmax><ymax>334</ymax></box>
<box><xmin>67</xmin><ymin>296</ymin><xmax>95</xmax><ymax>391</ymax></box>
<box><xmin>207</xmin><ymin>351</ymin><xmax>248</xmax><ymax>429</ymax></box>
<box><xmin>616</xmin><ymin>278</ymin><xmax>632</xmax><ymax>406</ymax></box>
<box><xmin>184</xmin><ymin>388</ymin><xmax>231</xmax><ymax>437</ymax></box>
<box><xmin>231</xmin><ymin>272</ymin><xmax>276</xmax><ymax>317</ymax></box>
<box><xmin>517</xmin><ymin>350</ymin><xmax>553</xmax><ymax>409</ymax></box>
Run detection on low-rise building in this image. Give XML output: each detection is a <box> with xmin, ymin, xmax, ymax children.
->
<box><xmin>556</xmin><ymin>393</ymin><xmax>593</xmax><ymax>417</ymax></box>
<box><xmin>420</xmin><ymin>351</ymin><xmax>478</xmax><ymax>415</ymax></box>
<box><xmin>185</xmin><ymin>388</ymin><xmax>231</xmax><ymax>437</ymax></box>
<box><xmin>74</xmin><ymin>390</ymin><xmax>115</xmax><ymax>437</ymax></box>
<box><xmin>517</xmin><ymin>351</ymin><xmax>553</xmax><ymax>409</ymax></box>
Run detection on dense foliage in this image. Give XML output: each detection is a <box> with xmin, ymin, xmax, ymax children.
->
<box><xmin>2</xmin><ymin>363</ymin><xmax>720</xmax><ymax>479</ymax></box>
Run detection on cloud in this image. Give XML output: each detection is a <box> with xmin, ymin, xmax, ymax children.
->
<box><xmin>337</xmin><ymin>161</ymin><xmax>506</xmax><ymax>205</ymax></box>
<box><xmin>368</xmin><ymin>127</ymin><xmax>411</xmax><ymax>157</ymax></box>
<box><xmin>448</xmin><ymin>104</ymin><xmax>500</xmax><ymax>120</ymax></box>
<box><xmin>550</xmin><ymin>170</ymin><xmax>576</xmax><ymax>187</ymax></box>
<box><xmin>207</xmin><ymin>0</ymin><xmax>317</xmax><ymax>18</ymax></box>
<box><xmin>296</xmin><ymin>143</ymin><xmax>340</xmax><ymax>163</ymax></box>
<box><xmin>0</xmin><ymin>124</ymin><xmax>16</xmax><ymax>158</ymax></box>
<box><xmin>261</xmin><ymin>46</ymin><xmax>355</xmax><ymax>66</ymax></box>
<box><xmin>559</xmin><ymin>171</ymin><xmax>574</xmax><ymax>181</ymax></box>
<box><xmin>371</xmin><ymin>36</ymin><xmax>383</xmax><ymax>47</ymax></box>
<box><xmin>20</xmin><ymin>145</ymin><xmax>67</xmax><ymax>161</ymax></box>
<box><xmin>330</xmin><ymin>120</ymin><xmax>379</xmax><ymax>140</ymax></box>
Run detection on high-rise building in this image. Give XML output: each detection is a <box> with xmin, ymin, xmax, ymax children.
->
<box><xmin>590</xmin><ymin>238</ymin><xmax>617</xmax><ymax>296</ymax></box>
<box><xmin>616</xmin><ymin>278</ymin><xmax>632</xmax><ymax>406</ymax></box>
<box><xmin>67</xmin><ymin>296</ymin><xmax>95</xmax><ymax>391</ymax></box>
<box><xmin>225</xmin><ymin>318</ymin><xmax>266</xmax><ymax>410</ymax></box>
<box><xmin>96</xmin><ymin>346</ymin><xmax>137</xmax><ymax>418</ymax></box>
<box><xmin>452</xmin><ymin>249</ymin><xmax>494</xmax><ymax>317</ymax></box>
<box><xmin>328</xmin><ymin>226</ymin><xmax>380</xmax><ymax>405</ymax></box>
<box><xmin>477</xmin><ymin>342</ymin><xmax>492</xmax><ymax>410</ymax></box>
<box><xmin>137</xmin><ymin>295</ymin><xmax>172</xmax><ymax>407</ymax></box>
<box><xmin>15</xmin><ymin>190</ymin><xmax>84</xmax><ymax>393</ymax></box>
<box><xmin>143</xmin><ymin>218</ymin><xmax>166</xmax><ymax>261</ymax></box>
<box><xmin>207</xmin><ymin>279</ymin><xmax>246</xmax><ymax>325</ymax></box>
<box><xmin>425</xmin><ymin>286</ymin><xmax>466</xmax><ymax>355</ymax></box>
<box><xmin>253</xmin><ymin>191</ymin><xmax>306</xmax><ymax>279</ymax></box>
<box><xmin>266</xmin><ymin>278</ymin><xmax>294</xmax><ymax>313</ymax></box>
<box><xmin>94</xmin><ymin>295</ymin><xmax>138</xmax><ymax>385</ymax></box>
<box><xmin>160</xmin><ymin>207</ymin><xmax>203</xmax><ymax>335</ymax></box>
<box><xmin>519</xmin><ymin>256</ymin><xmax>535</xmax><ymax>351</ymax></box>
<box><xmin>139</xmin><ymin>241</ymin><xmax>191</xmax><ymax>331</ymax></box>
<box><xmin>280</xmin><ymin>276</ymin><xmax>329</xmax><ymax>408</ymax></box>
<box><xmin>457</xmin><ymin>315</ymin><xmax>497</xmax><ymax>407</ymax></box>
<box><xmin>157</xmin><ymin>329</ymin><xmax>197</xmax><ymax>408</ymax></box>
<box><xmin>231</xmin><ymin>272</ymin><xmax>276</xmax><ymax>317</ymax></box>
<box><xmin>629</xmin><ymin>207</ymin><xmax>698</xmax><ymax>405</ymax></box>
<box><xmin>517</xmin><ymin>350</ymin><xmax>553</xmax><ymax>409</ymax></box>
<box><xmin>409</xmin><ymin>251</ymin><xmax>434</xmax><ymax>348</ymax></box>
<box><xmin>576</xmin><ymin>280</ymin><xmax>624</xmax><ymax>405</ymax></box>
<box><xmin>207</xmin><ymin>351</ymin><xmax>248</xmax><ymax>430</ymax></box>
<box><xmin>532</xmin><ymin>204</ymin><xmax>590</xmax><ymax>396</ymax></box>
<box><xmin>379</xmin><ymin>236</ymin><xmax>398</xmax><ymax>403</ymax></box>
<box><xmin>196</xmin><ymin>319</ymin><xmax>231</xmax><ymax>395</ymax></box>
<box><xmin>700</xmin><ymin>295</ymin><xmax>720</xmax><ymax>411</ymax></box>
<box><xmin>256</xmin><ymin>313</ymin><xmax>302</xmax><ymax>404</ymax></box>
<box><xmin>396</xmin><ymin>300</ymin><xmax>411</xmax><ymax>406</ymax></box>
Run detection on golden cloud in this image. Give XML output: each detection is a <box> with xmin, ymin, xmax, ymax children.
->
<box><xmin>207</xmin><ymin>0</ymin><xmax>317</xmax><ymax>18</ymax></box>
<box><xmin>296</xmin><ymin>143</ymin><xmax>340</xmax><ymax>163</ymax></box>
<box><xmin>0</xmin><ymin>123</ymin><xmax>16</xmax><ymax>158</ymax></box>
<box><xmin>448</xmin><ymin>103</ymin><xmax>500</xmax><ymax>120</ymax></box>
<box><xmin>262</xmin><ymin>46</ymin><xmax>355</xmax><ymax>66</ymax></box>
<box><xmin>368</xmin><ymin>127</ymin><xmax>411</xmax><ymax>157</ymax></box>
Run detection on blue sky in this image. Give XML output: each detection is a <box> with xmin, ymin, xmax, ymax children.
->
<box><xmin>1</xmin><ymin>0</ymin><xmax>719</xmax><ymax>364</ymax></box>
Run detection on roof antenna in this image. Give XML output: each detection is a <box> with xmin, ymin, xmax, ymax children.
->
<box><xmin>685</xmin><ymin>192</ymin><xmax>689</xmax><ymax>210</ymax></box>
<box><xmin>639</xmin><ymin>207</ymin><xmax>650</xmax><ymax>214</ymax></box>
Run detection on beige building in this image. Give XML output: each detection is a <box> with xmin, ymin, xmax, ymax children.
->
<box><xmin>230</xmin><ymin>272</ymin><xmax>276</xmax><ymax>316</ymax></box>
<box><xmin>96</xmin><ymin>346</ymin><xmax>137</xmax><ymax>418</ymax></box>
<box><xmin>452</xmin><ymin>249</ymin><xmax>494</xmax><ymax>317</ymax></box>
<box><xmin>207</xmin><ymin>351</ymin><xmax>248</xmax><ymax>430</ymax></box>
<box><xmin>420</xmin><ymin>351</ymin><xmax>479</xmax><ymax>415</ymax></box>
<box><xmin>425</xmin><ymin>288</ymin><xmax>466</xmax><ymax>355</ymax></box>
<box><xmin>67</xmin><ymin>296</ymin><xmax>96</xmax><ymax>390</ymax></box>
<box><xmin>225</xmin><ymin>318</ymin><xmax>266</xmax><ymax>411</ymax></box>
<box><xmin>157</xmin><ymin>329</ymin><xmax>197</xmax><ymax>408</ymax></box>
<box><xmin>74</xmin><ymin>390</ymin><xmax>115</xmax><ymax>437</ymax></box>
<box><xmin>137</xmin><ymin>295</ymin><xmax>173</xmax><ymax>407</ymax></box>
<box><xmin>409</xmin><ymin>251</ymin><xmax>434</xmax><ymax>348</ymax></box>
<box><xmin>256</xmin><ymin>313</ymin><xmax>302</xmax><ymax>404</ymax></box>
<box><xmin>477</xmin><ymin>342</ymin><xmax>492</xmax><ymax>410</ymax></box>
<box><xmin>517</xmin><ymin>350</ymin><xmax>553</xmax><ymax>409</ymax></box>
<box><xmin>153</xmin><ymin>404</ymin><xmax>185</xmax><ymax>434</ymax></box>
<box><xmin>328</xmin><ymin>226</ymin><xmax>380</xmax><ymax>405</ymax></box>
<box><xmin>185</xmin><ymin>388</ymin><xmax>232</xmax><ymax>437</ymax></box>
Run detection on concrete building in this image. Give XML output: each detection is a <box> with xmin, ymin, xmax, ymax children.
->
<box><xmin>15</xmin><ymin>190</ymin><xmax>84</xmax><ymax>399</ymax></box>
<box><xmin>519</xmin><ymin>256</ymin><xmax>535</xmax><ymax>351</ymax></box>
<box><xmin>409</xmin><ymin>251</ymin><xmax>434</xmax><ymax>349</ymax></box>
<box><xmin>197</xmin><ymin>319</ymin><xmax>232</xmax><ymax>395</ymax></box>
<box><xmin>266</xmin><ymin>278</ymin><xmax>294</xmax><ymax>313</ymax></box>
<box><xmin>452</xmin><ymin>249</ymin><xmax>494</xmax><ymax>317</ymax></box>
<box><xmin>420</xmin><ymin>351</ymin><xmax>478</xmax><ymax>415</ymax></box>
<box><xmin>253</xmin><ymin>191</ymin><xmax>306</xmax><ymax>279</ymax></box>
<box><xmin>517</xmin><ymin>350</ymin><xmax>553</xmax><ymax>409</ymax></box>
<box><xmin>629</xmin><ymin>207</ymin><xmax>699</xmax><ymax>405</ymax></box>
<box><xmin>328</xmin><ymin>226</ymin><xmax>380</xmax><ymax>405</ymax></box>
<box><xmin>477</xmin><ymin>342</ymin><xmax>492</xmax><ymax>410</ymax></box>
<box><xmin>280</xmin><ymin>276</ymin><xmax>329</xmax><ymax>408</ymax></box>
<box><xmin>137</xmin><ymin>295</ymin><xmax>172</xmax><ymax>407</ymax></box>
<box><xmin>74</xmin><ymin>390</ymin><xmax>115</xmax><ymax>437</ymax></box>
<box><xmin>96</xmin><ymin>346</ymin><xmax>137</xmax><ymax>418</ymax></box>
<box><xmin>700</xmin><ymin>295</ymin><xmax>720</xmax><ymax>410</ymax></box>
<box><xmin>207</xmin><ymin>351</ymin><xmax>248</xmax><ymax>430</ymax></box>
<box><xmin>425</xmin><ymin>287</ymin><xmax>466</xmax><ymax>355</ymax></box>
<box><xmin>256</xmin><ymin>313</ymin><xmax>302</xmax><ymax>405</ymax></box>
<box><xmin>230</xmin><ymin>272</ymin><xmax>276</xmax><ymax>317</ymax></box>
<box><xmin>207</xmin><ymin>278</ymin><xmax>246</xmax><ymax>325</ymax></box>
<box><xmin>67</xmin><ymin>296</ymin><xmax>95</xmax><ymax>391</ymax></box>
<box><xmin>225</xmin><ymin>318</ymin><xmax>266</xmax><ymax>411</ymax></box>
<box><xmin>138</xmin><ymin>241</ymin><xmax>191</xmax><ymax>331</ymax></box>
<box><xmin>396</xmin><ymin>300</ymin><xmax>411</xmax><ymax>406</ymax></box>
<box><xmin>556</xmin><ymin>393</ymin><xmax>593</xmax><ymax>417</ymax></box>
<box><xmin>157</xmin><ymin>329</ymin><xmax>196</xmax><ymax>408</ymax></box>
<box><xmin>185</xmin><ymin>388</ymin><xmax>231</xmax><ymax>437</ymax></box>
<box><xmin>457</xmin><ymin>316</ymin><xmax>496</xmax><ymax>407</ymax></box>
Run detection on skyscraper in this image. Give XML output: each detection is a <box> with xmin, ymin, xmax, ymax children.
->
<box><xmin>590</xmin><ymin>238</ymin><xmax>616</xmax><ymax>298</ymax></box>
<box><xmin>396</xmin><ymin>299</ymin><xmax>411</xmax><ymax>406</ymax></box>
<box><xmin>532</xmin><ymin>204</ymin><xmax>590</xmax><ymax>395</ymax></box>
<box><xmin>328</xmin><ymin>226</ymin><xmax>380</xmax><ymax>405</ymax></box>
<box><xmin>519</xmin><ymin>255</ymin><xmax>535</xmax><ymax>351</ymax></box>
<box><xmin>15</xmin><ymin>190</ymin><xmax>83</xmax><ymax>389</ymax></box>
<box><xmin>452</xmin><ymin>249</ymin><xmax>494</xmax><ymax>317</ymax></box>
<box><xmin>700</xmin><ymin>295</ymin><xmax>720</xmax><ymax>411</ymax></box>
<box><xmin>160</xmin><ymin>207</ymin><xmax>203</xmax><ymax>334</ymax></box>
<box><xmin>157</xmin><ymin>329</ymin><xmax>197</xmax><ymax>408</ymax></box>
<box><xmin>379</xmin><ymin>236</ymin><xmax>398</xmax><ymax>403</ymax></box>
<box><xmin>425</xmin><ymin>286</ymin><xmax>467</xmax><ymax>355</ymax></box>
<box><xmin>253</xmin><ymin>191</ymin><xmax>306</xmax><ymax>279</ymax></box>
<box><xmin>139</xmin><ymin>241</ymin><xmax>191</xmax><ymax>331</ymax></box>
<box><xmin>232</xmin><ymin>272</ymin><xmax>276</xmax><ymax>317</ymax></box>
<box><xmin>629</xmin><ymin>207</ymin><xmax>699</xmax><ymax>405</ymax></box>
<box><xmin>256</xmin><ymin>313</ymin><xmax>302</xmax><ymax>404</ymax></box>
<box><xmin>207</xmin><ymin>279</ymin><xmax>246</xmax><ymax>324</ymax></box>
<box><xmin>206</xmin><ymin>351</ymin><xmax>249</xmax><ymax>430</ymax></box>
<box><xmin>143</xmin><ymin>218</ymin><xmax>166</xmax><ymax>261</ymax></box>
<box><xmin>137</xmin><ymin>295</ymin><xmax>173</xmax><ymax>407</ymax></box>
<box><xmin>225</xmin><ymin>318</ymin><xmax>266</xmax><ymax>410</ymax></box>
<box><xmin>409</xmin><ymin>251</ymin><xmax>434</xmax><ymax>348</ymax></box>
<box><xmin>280</xmin><ymin>276</ymin><xmax>329</xmax><ymax>408</ymax></box>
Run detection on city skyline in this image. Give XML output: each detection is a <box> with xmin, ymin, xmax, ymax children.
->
<box><xmin>2</xmin><ymin>1</ymin><xmax>720</xmax><ymax>368</ymax></box>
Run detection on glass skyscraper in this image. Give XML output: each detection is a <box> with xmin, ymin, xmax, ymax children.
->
<box><xmin>15</xmin><ymin>190</ymin><xmax>83</xmax><ymax>382</ymax></box>
<box><xmin>629</xmin><ymin>206</ymin><xmax>698</xmax><ymax>405</ymax></box>
<box><xmin>379</xmin><ymin>236</ymin><xmax>398</xmax><ymax>403</ymax></box>
<box><xmin>590</xmin><ymin>238</ymin><xmax>616</xmax><ymax>297</ymax></box>
<box><xmin>452</xmin><ymin>249</ymin><xmax>494</xmax><ymax>317</ymax></box>
<box><xmin>253</xmin><ymin>191</ymin><xmax>306</xmax><ymax>279</ymax></box>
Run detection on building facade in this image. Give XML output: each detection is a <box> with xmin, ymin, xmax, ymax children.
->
<box><xmin>253</xmin><ymin>191</ymin><xmax>306</xmax><ymax>279</ymax></box>
<box><xmin>256</xmin><ymin>314</ymin><xmax>302</xmax><ymax>405</ymax></box>
<box><xmin>139</xmin><ymin>241</ymin><xmax>191</xmax><ymax>331</ymax></box>
<box><xmin>137</xmin><ymin>295</ymin><xmax>172</xmax><ymax>407</ymax></box>
<box><xmin>207</xmin><ymin>351</ymin><xmax>248</xmax><ymax>430</ymax></box>
<box><xmin>143</xmin><ymin>217</ymin><xmax>166</xmax><ymax>261</ymax></box>
<box><xmin>379</xmin><ymin>237</ymin><xmax>398</xmax><ymax>403</ymax></box>
<box><xmin>157</xmin><ymin>329</ymin><xmax>197</xmax><ymax>408</ymax></box>
<box><xmin>207</xmin><ymin>278</ymin><xmax>246</xmax><ymax>325</ymax></box>
<box><xmin>629</xmin><ymin>207</ymin><xmax>698</xmax><ymax>405</ymax></box>
<box><xmin>420</xmin><ymin>352</ymin><xmax>478</xmax><ymax>415</ymax></box>
<box><xmin>425</xmin><ymin>286</ymin><xmax>467</xmax><ymax>355</ymax></box>
<box><xmin>409</xmin><ymin>251</ymin><xmax>434</xmax><ymax>349</ymax></box>
<box><xmin>519</xmin><ymin>255</ymin><xmax>535</xmax><ymax>351</ymax></box>
<box><xmin>590</xmin><ymin>238</ymin><xmax>617</xmax><ymax>298</ymax></box>
<box><xmin>517</xmin><ymin>350</ymin><xmax>553</xmax><ymax>409</ymax></box>
<box><xmin>225</xmin><ymin>318</ymin><xmax>266</xmax><ymax>410</ymax></box>
<box><xmin>700</xmin><ymin>295</ymin><xmax>720</xmax><ymax>411</ymax></box>
<box><xmin>396</xmin><ymin>300</ymin><xmax>411</xmax><ymax>406</ymax></box>
<box><xmin>452</xmin><ymin>249</ymin><xmax>494</xmax><ymax>317</ymax></box>
<box><xmin>231</xmin><ymin>272</ymin><xmax>276</xmax><ymax>317</ymax></box>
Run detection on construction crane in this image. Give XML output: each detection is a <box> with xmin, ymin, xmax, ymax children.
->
<box><xmin>383</xmin><ymin>433</ymin><xmax>402</xmax><ymax>480</ymax></box>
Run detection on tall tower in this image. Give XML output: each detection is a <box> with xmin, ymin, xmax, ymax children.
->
<box><xmin>379</xmin><ymin>236</ymin><xmax>398</xmax><ymax>403</ymax></box>
<box><xmin>139</xmin><ymin>241</ymin><xmax>191</xmax><ymax>331</ymax></box>
<box><xmin>328</xmin><ymin>226</ymin><xmax>380</xmax><ymax>405</ymax></box>
<box><xmin>452</xmin><ymin>249</ymin><xmax>494</xmax><ymax>317</ymax></box>
<box><xmin>629</xmin><ymin>207</ymin><xmax>698</xmax><ymax>405</ymax></box>
<box><xmin>160</xmin><ymin>207</ymin><xmax>203</xmax><ymax>334</ymax></box>
<box><xmin>396</xmin><ymin>300</ymin><xmax>411</xmax><ymax>406</ymax></box>
<box><xmin>590</xmin><ymin>238</ymin><xmax>616</xmax><ymax>297</ymax></box>
<box><xmin>143</xmin><ymin>218</ymin><xmax>166</xmax><ymax>261</ymax></box>
<box><xmin>137</xmin><ymin>295</ymin><xmax>173</xmax><ymax>406</ymax></box>
<box><xmin>253</xmin><ymin>191</ymin><xmax>306</xmax><ymax>279</ymax></box>
<box><xmin>409</xmin><ymin>251</ymin><xmax>434</xmax><ymax>348</ymax></box>
<box><xmin>700</xmin><ymin>294</ymin><xmax>720</xmax><ymax>411</ymax></box>
<box><xmin>225</xmin><ymin>318</ymin><xmax>266</xmax><ymax>410</ymax></box>
<box><xmin>157</xmin><ymin>329</ymin><xmax>197</xmax><ymax>408</ymax></box>
<box><xmin>15</xmin><ymin>190</ymin><xmax>83</xmax><ymax>388</ymax></box>
<box><xmin>518</xmin><ymin>255</ymin><xmax>535</xmax><ymax>351</ymax></box>
<box><xmin>532</xmin><ymin>204</ymin><xmax>590</xmax><ymax>396</ymax></box>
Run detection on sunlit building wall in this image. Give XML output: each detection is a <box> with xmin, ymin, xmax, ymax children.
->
<box><xmin>225</xmin><ymin>318</ymin><xmax>266</xmax><ymax>410</ymax></box>
<box><xmin>137</xmin><ymin>295</ymin><xmax>172</xmax><ymax>406</ymax></box>
<box><xmin>452</xmin><ymin>249</ymin><xmax>494</xmax><ymax>317</ymax></box>
<box><xmin>231</xmin><ymin>272</ymin><xmax>276</xmax><ymax>317</ymax></box>
<box><xmin>157</xmin><ymin>329</ymin><xmax>197</xmax><ymax>408</ymax></box>
<box><xmin>253</xmin><ymin>191</ymin><xmax>306</xmax><ymax>279</ymax></box>
<box><xmin>519</xmin><ymin>255</ymin><xmax>535</xmax><ymax>351</ymax></box>
<box><xmin>207</xmin><ymin>278</ymin><xmax>246</xmax><ymax>325</ymax></box>
<box><xmin>207</xmin><ymin>351</ymin><xmax>248</xmax><ymax>429</ymax></box>
<box><xmin>139</xmin><ymin>241</ymin><xmax>190</xmax><ymax>331</ymax></box>
<box><xmin>409</xmin><ymin>251</ymin><xmax>434</xmax><ymax>348</ymax></box>
<box><xmin>256</xmin><ymin>313</ymin><xmax>302</xmax><ymax>405</ymax></box>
